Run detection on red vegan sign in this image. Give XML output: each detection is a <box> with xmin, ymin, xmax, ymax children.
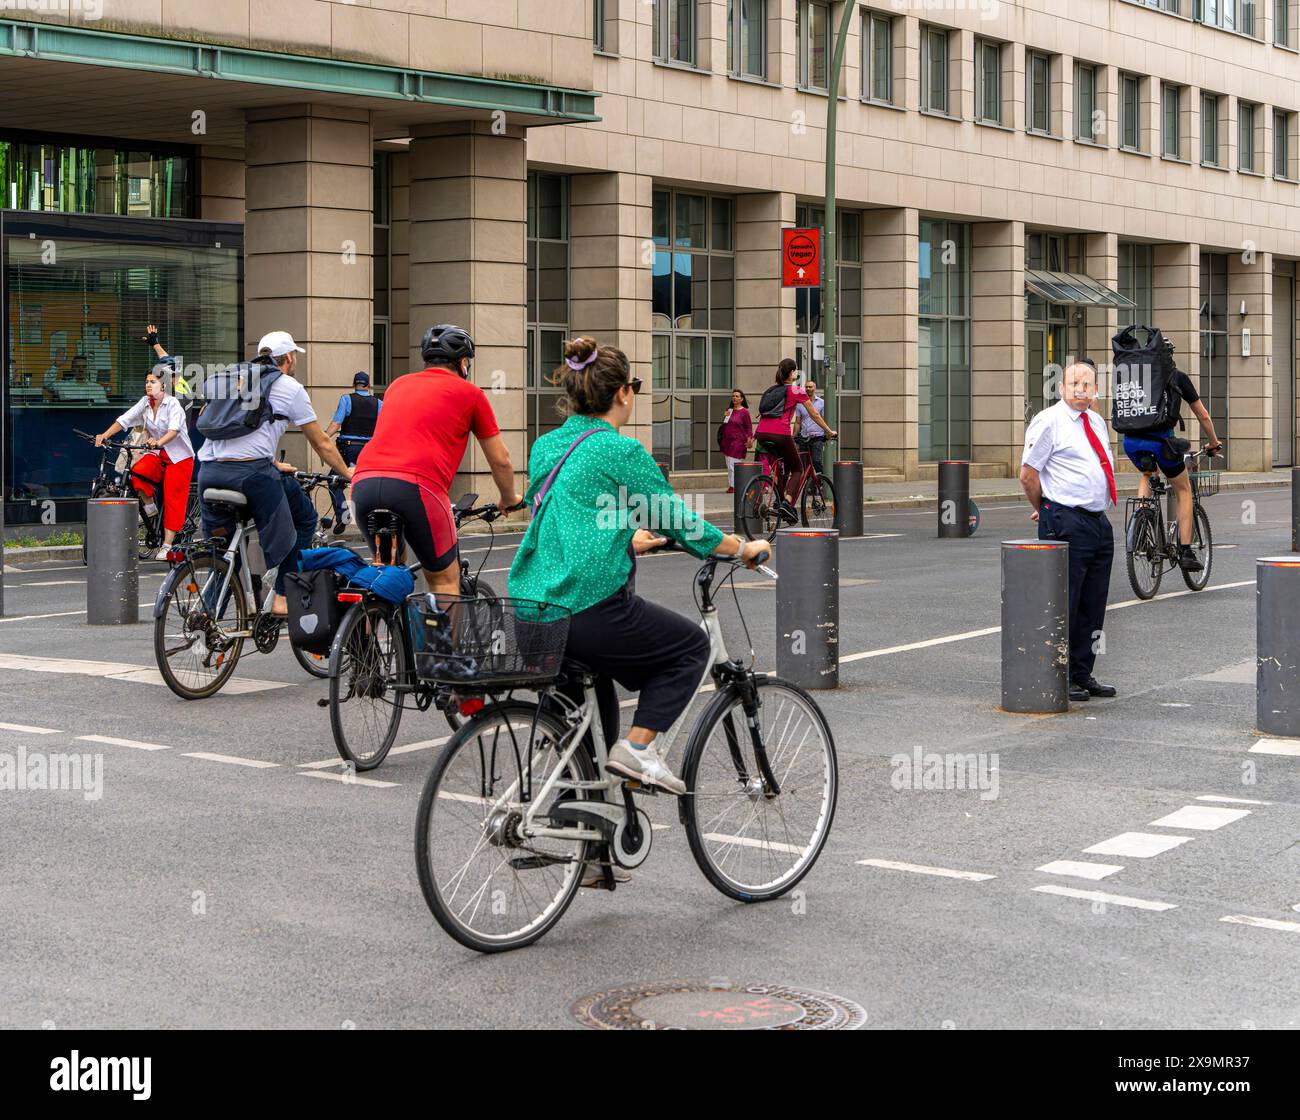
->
<box><xmin>782</xmin><ymin>227</ymin><xmax>821</xmax><ymax>287</ymax></box>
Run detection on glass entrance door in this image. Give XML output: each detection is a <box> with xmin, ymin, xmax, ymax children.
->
<box><xmin>1025</xmin><ymin>322</ymin><xmax>1067</xmax><ymax>421</ymax></box>
<box><xmin>1273</xmin><ymin>274</ymin><xmax>1295</xmax><ymax>467</ymax></box>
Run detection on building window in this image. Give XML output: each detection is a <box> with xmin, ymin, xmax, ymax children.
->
<box><xmin>1199</xmin><ymin>252</ymin><xmax>1230</xmax><ymax>467</ymax></box>
<box><xmin>1239</xmin><ymin>101</ymin><xmax>1258</xmax><ymax>170</ymax></box>
<box><xmin>976</xmin><ymin>39</ymin><xmax>1002</xmax><ymax>124</ymax></box>
<box><xmin>593</xmin><ymin>0</ymin><xmax>605</xmax><ymax>50</ymax></box>
<box><xmin>1195</xmin><ymin>0</ymin><xmax>1258</xmax><ymax>32</ymax></box>
<box><xmin>1276</xmin><ymin>0</ymin><xmax>1290</xmax><ymax>45</ymax></box>
<box><xmin>1121</xmin><ymin>73</ymin><xmax>1142</xmax><ymax>150</ymax></box>
<box><xmin>728</xmin><ymin>0</ymin><xmax>767</xmax><ymax>78</ymax></box>
<box><xmin>918</xmin><ymin>219</ymin><xmax>971</xmax><ymax>462</ymax></box>
<box><xmin>1027</xmin><ymin>51</ymin><xmax>1052</xmax><ymax>133</ymax></box>
<box><xmin>1275</xmin><ymin>109</ymin><xmax>1294</xmax><ymax>178</ymax></box>
<box><xmin>653</xmin><ymin>0</ymin><xmax>696</xmax><ymax>65</ymax></box>
<box><xmin>1118</xmin><ymin>242</ymin><xmax>1154</xmax><ymax>326</ymax></box>
<box><xmin>920</xmin><ymin>26</ymin><xmax>950</xmax><ymax>114</ymax></box>
<box><xmin>651</xmin><ymin>189</ymin><xmax>736</xmax><ymax>470</ymax></box>
<box><xmin>797</xmin><ymin>0</ymin><xmax>831</xmax><ymax>91</ymax></box>
<box><xmin>526</xmin><ymin>172</ymin><xmax>570</xmax><ymax>451</ymax></box>
<box><xmin>1075</xmin><ymin>62</ymin><xmax>1098</xmax><ymax>142</ymax></box>
<box><xmin>1201</xmin><ymin>93</ymin><xmax>1221</xmax><ymax>164</ymax></box>
<box><xmin>1162</xmin><ymin>83</ymin><xmax>1182</xmax><ymax>158</ymax></box>
<box><xmin>862</xmin><ymin>11</ymin><xmax>893</xmax><ymax>103</ymax></box>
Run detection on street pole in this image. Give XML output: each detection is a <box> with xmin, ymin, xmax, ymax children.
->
<box><xmin>821</xmin><ymin>1</ymin><xmax>854</xmax><ymax>438</ymax></box>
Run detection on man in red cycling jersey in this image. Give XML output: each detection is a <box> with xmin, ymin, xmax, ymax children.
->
<box><xmin>352</xmin><ymin>324</ymin><xmax>522</xmax><ymax>596</ymax></box>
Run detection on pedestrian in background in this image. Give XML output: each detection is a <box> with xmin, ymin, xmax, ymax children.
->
<box><xmin>323</xmin><ymin>371</ymin><xmax>382</xmax><ymax>530</ymax></box>
<box><xmin>718</xmin><ymin>388</ymin><xmax>753</xmax><ymax>493</ymax></box>
<box><xmin>1019</xmin><ymin>360</ymin><xmax>1117</xmax><ymax>703</ymax></box>
<box><xmin>794</xmin><ymin>378</ymin><xmax>827</xmax><ymax>475</ymax></box>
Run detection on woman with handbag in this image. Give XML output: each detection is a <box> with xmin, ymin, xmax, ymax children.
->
<box><xmin>509</xmin><ymin>336</ymin><xmax>769</xmax><ymax>799</ymax></box>
<box><xmin>717</xmin><ymin>388</ymin><xmax>753</xmax><ymax>493</ymax></box>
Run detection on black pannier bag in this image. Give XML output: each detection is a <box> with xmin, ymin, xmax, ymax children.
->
<box><xmin>1110</xmin><ymin>325</ymin><xmax>1178</xmax><ymax>433</ymax></box>
<box><xmin>285</xmin><ymin>569</ymin><xmax>346</xmax><ymax>656</ymax></box>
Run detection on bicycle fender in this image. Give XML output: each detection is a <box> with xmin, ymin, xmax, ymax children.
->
<box><xmin>153</xmin><ymin>565</ymin><xmax>186</xmax><ymax>619</ymax></box>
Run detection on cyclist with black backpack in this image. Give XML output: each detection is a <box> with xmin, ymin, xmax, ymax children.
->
<box><xmin>196</xmin><ymin>331</ymin><xmax>353</xmax><ymax>617</ymax></box>
<box><xmin>755</xmin><ymin>359</ymin><xmax>836</xmax><ymax>521</ymax></box>
<box><xmin>1111</xmin><ymin>327</ymin><xmax>1222</xmax><ymax>573</ymax></box>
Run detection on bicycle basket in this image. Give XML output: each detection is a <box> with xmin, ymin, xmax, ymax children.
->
<box><xmin>408</xmin><ymin>594</ymin><xmax>571</xmax><ymax>689</ymax></box>
<box><xmin>1191</xmin><ymin>470</ymin><xmax>1220</xmax><ymax>498</ymax></box>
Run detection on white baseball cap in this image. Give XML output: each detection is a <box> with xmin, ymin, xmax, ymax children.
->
<box><xmin>256</xmin><ymin>330</ymin><xmax>306</xmax><ymax>358</ymax></box>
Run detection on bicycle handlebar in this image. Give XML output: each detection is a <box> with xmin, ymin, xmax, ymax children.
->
<box><xmin>292</xmin><ymin>470</ymin><xmax>345</xmax><ymax>489</ymax></box>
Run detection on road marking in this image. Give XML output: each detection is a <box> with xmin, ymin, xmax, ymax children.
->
<box><xmin>0</xmin><ymin>652</ymin><xmax>289</xmax><ymax>693</ymax></box>
<box><xmin>856</xmin><ymin>858</ymin><xmax>995</xmax><ymax>881</ymax></box>
<box><xmin>1083</xmin><ymin>832</ymin><xmax>1192</xmax><ymax>858</ymax></box>
<box><xmin>1107</xmin><ymin>579</ymin><xmax>1256</xmax><ymax>612</ymax></box>
<box><xmin>1249</xmin><ymin>738</ymin><xmax>1300</xmax><ymax>757</ymax></box>
<box><xmin>1035</xmin><ymin>860</ymin><xmax>1123</xmax><ymax>881</ymax></box>
<box><xmin>299</xmin><ymin>771</ymin><xmax>399</xmax><ymax>789</ymax></box>
<box><xmin>10</xmin><ymin>580</ymin><xmax>85</xmax><ymax>588</ymax></box>
<box><xmin>298</xmin><ymin>757</ymin><xmax>350</xmax><ymax>770</ymax></box>
<box><xmin>0</xmin><ymin>722</ymin><xmax>61</xmax><ymax>735</ymax></box>
<box><xmin>1219</xmin><ymin>914</ymin><xmax>1300</xmax><ymax>934</ymax></box>
<box><xmin>437</xmin><ymin>790</ymin><xmax>492</xmax><ymax>805</ymax></box>
<box><xmin>1033</xmin><ymin>885</ymin><xmax>1176</xmax><ymax>912</ymax></box>
<box><xmin>182</xmin><ymin>751</ymin><xmax>279</xmax><ymax>769</ymax></box>
<box><xmin>76</xmin><ymin>734</ymin><xmax>170</xmax><ymax>752</ymax></box>
<box><xmin>1196</xmin><ymin>794</ymin><xmax>1269</xmax><ymax>805</ymax></box>
<box><xmin>841</xmin><ymin>627</ymin><xmax>1001</xmax><ymax>664</ymax></box>
<box><xmin>706</xmin><ymin>833</ymin><xmax>808</xmax><ymax>855</ymax></box>
<box><xmin>389</xmin><ymin>736</ymin><xmax>452</xmax><ymax>756</ymax></box>
<box><xmin>1193</xmin><ymin>660</ymin><xmax>1254</xmax><ymax>684</ymax></box>
<box><xmin>0</xmin><ymin>598</ymin><xmax>161</xmax><ymax>624</ymax></box>
<box><xmin>1148</xmin><ymin>805</ymin><xmax>1251</xmax><ymax>831</ymax></box>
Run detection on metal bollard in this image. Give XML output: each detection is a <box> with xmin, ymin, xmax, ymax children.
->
<box><xmin>1000</xmin><ymin>539</ymin><xmax>1069</xmax><ymax>714</ymax></box>
<box><xmin>1292</xmin><ymin>467</ymin><xmax>1299</xmax><ymax>552</ymax></box>
<box><xmin>832</xmin><ymin>460</ymin><xmax>864</xmax><ymax>538</ymax></box>
<box><xmin>733</xmin><ymin>461</ymin><xmax>761</xmax><ymax>532</ymax></box>
<box><xmin>1257</xmin><ymin>556</ymin><xmax>1300</xmax><ymax>737</ymax></box>
<box><xmin>86</xmin><ymin>498</ymin><xmax>139</xmax><ymax>625</ymax></box>
<box><xmin>938</xmin><ymin>460</ymin><xmax>971</xmax><ymax>539</ymax></box>
<box><xmin>775</xmin><ymin>528</ymin><xmax>838</xmax><ymax>689</ymax></box>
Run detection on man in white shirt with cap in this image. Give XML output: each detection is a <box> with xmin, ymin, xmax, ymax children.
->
<box><xmin>1019</xmin><ymin>360</ymin><xmax>1118</xmax><ymax>703</ymax></box>
<box><xmin>197</xmin><ymin>331</ymin><xmax>353</xmax><ymax>617</ymax></box>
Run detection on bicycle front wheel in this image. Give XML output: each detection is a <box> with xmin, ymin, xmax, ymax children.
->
<box><xmin>415</xmin><ymin>701</ymin><xmax>594</xmax><ymax>953</ymax></box>
<box><xmin>152</xmin><ymin>554</ymin><xmax>247</xmax><ymax>699</ymax></box>
<box><xmin>800</xmin><ymin>473</ymin><xmax>837</xmax><ymax>531</ymax></box>
<box><xmin>1125</xmin><ymin>508</ymin><xmax>1163</xmax><ymax>600</ymax></box>
<box><xmin>682</xmin><ymin>676</ymin><xmax>838</xmax><ymax>902</ymax></box>
<box><xmin>1181</xmin><ymin>503</ymin><xmax>1213</xmax><ymax>591</ymax></box>
<box><xmin>739</xmin><ymin>474</ymin><xmax>781</xmax><ymax>541</ymax></box>
<box><xmin>328</xmin><ymin>600</ymin><xmax>405</xmax><ymax>770</ymax></box>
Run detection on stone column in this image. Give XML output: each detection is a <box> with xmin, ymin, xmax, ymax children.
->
<box><xmin>1153</xmin><ymin>242</ymin><xmax>1200</xmax><ymax>382</ymax></box>
<box><xmin>1229</xmin><ymin>249</ymin><xmax>1274</xmax><ymax>471</ymax></box>
<box><xmin>971</xmin><ymin>220</ymin><xmax>1025</xmax><ymax>475</ymax></box>
<box><xmin>1084</xmin><ymin>231</ymin><xmax>1119</xmax><ymax>457</ymax></box>
<box><xmin>244</xmin><ymin>105</ymin><xmax>373</xmax><ymax>469</ymax></box>
<box><xmin>862</xmin><ymin>207</ymin><xmax>919</xmax><ymax>477</ymax></box>
<box><xmin>198</xmin><ymin>146</ymin><xmax>245</xmax><ymax>223</ymax></box>
<box><xmin>408</xmin><ymin>122</ymin><xmax>527</xmax><ymax>499</ymax></box>
<box><xmin>736</xmin><ymin>191</ymin><xmax>796</xmax><ymax>404</ymax></box>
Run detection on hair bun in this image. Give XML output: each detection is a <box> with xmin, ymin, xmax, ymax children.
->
<box><xmin>563</xmin><ymin>336</ymin><xmax>598</xmax><ymax>364</ymax></box>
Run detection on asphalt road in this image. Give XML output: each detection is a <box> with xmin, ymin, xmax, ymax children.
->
<box><xmin>1</xmin><ymin>487</ymin><xmax>1297</xmax><ymax>1029</ymax></box>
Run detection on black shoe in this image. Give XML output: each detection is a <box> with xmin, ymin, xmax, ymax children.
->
<box><xmin>1176</xmin><ymin>545</ymin><xmax>1203</xmax><ymax>573</ymax></box>
<box><xmin>1069</xmin><ymin>684</ymin><xmax>1091</xmax><ymax>702</ymax></box>
<box><xmin>778</xmin><ymin>500</ymin><xmax>799</xmax><ymax>523</ymax></box>
<box><xmin>1075</xmin><ymin>676</ymin><xmax>1117</xmax><ymax>698</ymax></box>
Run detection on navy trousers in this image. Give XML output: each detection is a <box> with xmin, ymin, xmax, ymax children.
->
<box><xmin>1037</xmin><ymin>499</ymin><xmax>1114</xmax><ymax>684</ymax></box>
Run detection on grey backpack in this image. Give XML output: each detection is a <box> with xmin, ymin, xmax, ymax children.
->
<box><xmin>197</xmin><ymin>357</ymin><xmax>287</xmax><ymax>442</ymax></box>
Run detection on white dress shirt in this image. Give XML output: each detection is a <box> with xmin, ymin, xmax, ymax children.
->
<box><xmin>1021</xmin><ymin>399</ymin><xmax>1114</xmax><ymax>513</ymax></box>
<box><xmin>116</xmin><ymin>394</ymin><xmax>194</xmax><ymax>463</ymax></box>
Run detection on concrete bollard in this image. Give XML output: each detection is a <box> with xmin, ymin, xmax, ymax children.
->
<box><xmin>1000</xmin><ymin>539</ymin><xmax>1069</xmax><ymax>714</ymax></box>
<box><xmin>938</xmin><ymin>460</ymin><xmax>971</xmax><ymax>539</ymax></box>
<box><xmin>775</xmin><ymin>528</ymin><xmax>838</xmax><ymax>689</ymax></box>
<box><xmin>733</xmin><ymin>461</ymin><xmax>762</xmax><ymax>532</ymax></box>
<box><xmin>86</xmin><ymin>498</ymin><xmax>139</xmax><ymax>625</ymax></box>
<box><xmin>1292</xmin><ymin>467</ymin><xmax>1299</xmax><ymax>552</ymax></box>
<box><xmin>1257</xmin><ymin>557</ymin><xmax>1300</xmax><ymax>737</ymax></box>
<box><xmin>832</xmin><ymin>461</ymin><xmax>864</xmax><ymax>538</ymax></box>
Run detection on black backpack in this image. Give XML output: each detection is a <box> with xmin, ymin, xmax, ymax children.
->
<box><xmin>1110</xmin><ymin>325</ymin><xmax>1178</xmax><ymax>433</ymax></box>
<box><xmin>758</xmin><ymin>383</ymin><xmax>788</xmax><ymax>419</ymax></box>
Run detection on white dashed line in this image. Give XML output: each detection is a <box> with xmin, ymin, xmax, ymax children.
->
<box><xmin>706</xmin><ymin>833</ymin><xmax>808</xmax><ymax>855</ymax></box>
<box><xmin>856</xmin><ymin>858</ymin><xmax>995</xmax><ymax>881</ymax></box>
<box><xmin>0</xmin><ymin>722</ymin><xmax>61</xmax><ymax>735</ymax></box>
<box><xmin>1033</xmin><ymin>885</ymin><xmax>1177</xmax><ymax>912</ymax></box>
<box><xmin>1248</xmin><ymin>738</ymin><xmax>1300</xmax><ymax>757</ymax></box>
<box><xmin>1219</xmin><ymin>914</ymin><xmax>1300</xmax><ymax>934</ymax></box>
<box><xmin>299</xmin><ymin>771</ymin><xmax>399</xmax><ymax>789</ymax></box>
<box><xmin>1083</xmin><ymin>832</ymin><xmax>1192</xmax><ymax>858</ymax></box>
<box><xmin>1035</xmin><ymin>860</ymin><xmax>1123</xmax><ymax>881</ymax></box>
<box><xmin>75</xmin><ymin>734</ymin><xmax>170</xmax><ymax>752</ymax></box>
<box><xmin>1148</xmin><ymin>805</ymin><xmax>1251</xmax><ymax>831</ymax></box>
<box><xmin>182</xmin><ymin>752</ymin><xmax>279</xmax><ymax>770</ymax></box>
<box><xmin>1196</xmin><ymin>795</ymin><xmax>1269</xmax><ymax>805</ymax></box>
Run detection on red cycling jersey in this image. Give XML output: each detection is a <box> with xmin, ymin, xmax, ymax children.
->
<box><xmin>353</xmin><ymin>368</ymin><xmax>500</xmax><ymax>493</ymax></box>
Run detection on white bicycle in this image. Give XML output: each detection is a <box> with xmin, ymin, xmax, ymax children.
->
<box><xmin>413</xmin><ymin>551</ymin><xmax>839</xmax><ymax>953</ymax></box>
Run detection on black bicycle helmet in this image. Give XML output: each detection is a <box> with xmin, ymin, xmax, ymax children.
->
<box><xmin>420</xmin><ymin>324</ymin><xmax>475</xmax><ymax>373</ymax></box>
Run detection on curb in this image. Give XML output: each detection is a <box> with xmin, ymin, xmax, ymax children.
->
<box><xmin>2</xmin><ymin>544</ymin><xmax>83</xmax><ymax>566</ymax></box>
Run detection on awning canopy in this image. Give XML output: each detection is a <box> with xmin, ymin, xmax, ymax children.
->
<box><xmin>1024</xmin><ymin>269</ymin><xmax>1137</xmax><ymax>310</ymax></box>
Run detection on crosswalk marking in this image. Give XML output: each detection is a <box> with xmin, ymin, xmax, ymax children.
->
<box><xmin>76</xmin><ymin>734</ymin><xmax>170</xmax><ymax>752</ymax></box>
<box><xmin>707</xmin><ymin>833</ymin><xmax>808</xmax><ymax>855</ymax></box>
<box><xmin>1219</xmin><ymin>914</ymin><xmax>1300</xmax><ymax>934</ymax></box>
<box><xmin>1148</xmin><ymin>805</ymin><xmax>1251</xmax><ymax>831</ymax></box>
<box><xmin>0</xmin><ymin>652</ymin><xmax>289</xmax><ymax>693</ymax></box>
<box><xmin>1195</xmin><ymin>795</ymin><xmax>1269</xmax><ymax>805</ymax></box>
<box><xmin>1035</xmin><ymin>860</ymin><xmax>1123</xmax><ymax>881</ymax></box>
<box><xmin>1248</xmin><ymin>738</ymin><xmax>1300</xmax><ymax>757</ymax></box>
<box><xmin>1033</xmin><ymin>885</ymin><xmax>1177</xmax><ymax>912</ymax></box>
<box><xmin>856</xmin><ymin>858</ymin><xmax>995</xmax><ymax>881</ymax></box>
<box><xmin>1083</xmin><ymin>832</ymin><xmax>1192</xmax><ymax>858</ymax></box>
<box><xmin>0</xmin><ymin>722</ymin><xmax>61</xmax><ymax>735</ymax></box>
<box><xmin>182</xmin><ymin>752</ymin><xmax>279</xmax><ymax>770</ymax></box>
<box><xmin>299</xmin><ymin>771</ymin><xmax>398</xmax><ymax>789</ymax></box>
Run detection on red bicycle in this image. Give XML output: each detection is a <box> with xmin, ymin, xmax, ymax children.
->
<box><xmin>738</xmin><ymin>438</ymin><xmax>837</xmax><ymax>541</ymax></box>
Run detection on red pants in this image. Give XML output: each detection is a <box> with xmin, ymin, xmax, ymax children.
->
<box><xmin>130</xmin><ymin>450</ymin><xmax>194</xmax><ymax>534</ymax></box>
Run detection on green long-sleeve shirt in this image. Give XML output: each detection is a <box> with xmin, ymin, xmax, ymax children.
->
<box><xmin>508</xmin><ymin>415</ymin><xmax>726</xmax><ymax>614</ymax></box>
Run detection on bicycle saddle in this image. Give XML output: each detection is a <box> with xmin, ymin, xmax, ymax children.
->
<box><xmin>365</xmin><ymin>508</ymin><xmax>406</xmax><ymax>565</ymax></box>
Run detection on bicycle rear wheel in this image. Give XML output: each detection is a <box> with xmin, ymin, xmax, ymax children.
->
<box><xmin>1181</xmin><ymin>503</ymin><xmax>1213</xmax><ymax>591</ymax></box>
<box><xmin>1125</xmin><ymin>508</ymin><xmax>1163</xmax><ymax>600</ymax></box>
<box><xmin>415</xmin><ymin>701</ymin><xmax>594</xmax><ymax>953</ymax></box>
<box><xmin>739</xmin><ymin>474</ymin><xmax>781</xmax><ymax>541</ymax></box>
<box><xmin>328</xmin><ymin>599</ymin><xmax>405</xmax><ymax>770</ymax></box>
<box><xmin>152</xmin><ymin>554</ymin><xmax>247</xmax><ymax>699</ymax></box>
<box><xmin>800</xmin><ymin>473</ymin><xmax>836</xmax><ymax>531</ymax></box>
<box><xmin>292</xmin><ymin>643</ymin><xmax>331</xmax><ymax>679</ymax></box>
<box><xmin>681</xmin><ymin>676</ymin><xmax>838</xmax><ymax>902</ymax></box>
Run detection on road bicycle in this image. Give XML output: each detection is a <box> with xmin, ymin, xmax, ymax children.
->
<box><xmin>1124</xmin><ymin>446</ymin><xmax>1219</xmax><ymax>600</ymax></box>
<box><xmin>325</xmin><ymin>494</ymin><xmax>512</xmax><ymax>771</ymax></box>
<box><xmin>413</xmin><ymin>550</ymin><xmax>839</xmax><ymax>953</ymax></box>
<box><xmin>75</xmin><ymin>428</ymin><xmax>200</xmax><ymax>564</ymax></box>
<box><xmin>738</xmin><ymin>437</ymin><xmax>836</xmax><ymax>541</ymax></box>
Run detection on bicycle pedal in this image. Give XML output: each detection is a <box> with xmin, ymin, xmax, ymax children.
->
<box><xmin>622</xmin><ymin>779</ymin><xmax>658</xmax><ymax>796</ymax></box>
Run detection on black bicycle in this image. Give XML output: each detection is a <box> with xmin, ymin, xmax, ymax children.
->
<box><xmin>326</xmin><ymin>494</ymin><xmax>515</xmax><ymax>771</ymax></box>
<box><xmin>76</xmin><ymin>428</ymin><xmax>200</xmax><ymax>565</ymax></box>
<box><xmin>1124</xmin><ymin>446</ymin><xmax>1220</xmax><ymax>599</ymax></box>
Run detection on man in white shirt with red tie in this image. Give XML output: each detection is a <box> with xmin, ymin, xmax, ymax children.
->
<box><xmin>1019</xmin><ymin>360</ymin><xmax>1118</xmax><ymax>703</ymax></box>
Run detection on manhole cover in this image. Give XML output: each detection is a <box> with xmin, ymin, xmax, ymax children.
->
<box><xmin>570</xmin><ymin>980</ymin><xmax>866</xmax><ymax>1030</ymax></box>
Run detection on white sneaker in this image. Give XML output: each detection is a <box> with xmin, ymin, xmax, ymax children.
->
<box><xmin>606</xmin><ymin>740</ymin><xmax>687</xmax><ymax>796</ymax></box>
<box><xmin>580</xmin><ymin>864</ymin><xmax>632</xmax><ymax>888</ymax></box>
<box><xmin>154</xmin><ymin>546</ymin><xmax>171</xmax><ymax>561</ymax></box>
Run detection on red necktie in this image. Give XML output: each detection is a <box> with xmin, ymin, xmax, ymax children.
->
<box><xmin>1079</xmin><ymin>411</ymin><xmax>1116</xmax><ymax>507</ymax></box>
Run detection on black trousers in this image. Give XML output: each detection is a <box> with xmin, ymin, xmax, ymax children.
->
<box><xmin>559</xmin><ymin>581</ymin><xmax>711</xmax><ymax>745</ymax></box>
<box><xmin>1038</xmin><ymin>499</ymin><xmax>1114</xmax><ymax>683</ymax></box>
